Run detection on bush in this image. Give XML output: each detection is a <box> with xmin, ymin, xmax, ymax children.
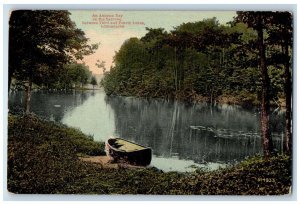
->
<box><xmin>8</xmin><ymin>114</ymin><xmax>105</xmax><ymax>193</ymax></box>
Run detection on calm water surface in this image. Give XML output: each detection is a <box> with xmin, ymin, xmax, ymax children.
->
<box><xmin>9</xmin><ymin>90</ymin><xmax>285</xmax><ymax>172</ymax></box>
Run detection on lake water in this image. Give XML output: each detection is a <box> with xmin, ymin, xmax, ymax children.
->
<box><xmin>8</xmin><ymin>90</ymin><xmax>285</xmax><ymax>172</ymax></box>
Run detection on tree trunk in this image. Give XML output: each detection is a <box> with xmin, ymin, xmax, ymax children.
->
<box><xmin>257</xmin><ymin>14</ymin><xmax>273</xmax><ymax>157</ymax></box>
<box><xmin>283</xmin><ymin>27</ymin><xmax>292</xmax><ymax>155</ymax></box>
<box><xmin>8</xmin><ymin>75</ymin><xmax>12</xmax><ymax>94</ymax></box>
<box><xmin>174</xmin><ymin>47</ymin><xmax>178</xmax><ymax>92</ymax></box>
<box><xmin>210</xmin><ymin>86</ymin><xmax>215</xmax><ymax>104</ymax></box>
<box><xmin>24</xmin><ymin>79</ymin><xmax>32</xmax><ymax>114</ymax></box>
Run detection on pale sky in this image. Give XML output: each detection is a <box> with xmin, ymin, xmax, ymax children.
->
<box><xmin>70</xmin><ymin>11</ymin><xmax>236</xmax><ymax>75</ymax></box>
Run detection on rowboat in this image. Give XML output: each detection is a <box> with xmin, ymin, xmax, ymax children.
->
<box><xmin>105</xmin><ymin>137</ymin><xmax>152</xmax><ymax>166</ymax></box>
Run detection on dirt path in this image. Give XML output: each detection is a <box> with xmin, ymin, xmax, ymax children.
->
<box><xmin>79</xmin><ymin>155</ymin><xmax>145</xmax><ymax>169</ymax></box>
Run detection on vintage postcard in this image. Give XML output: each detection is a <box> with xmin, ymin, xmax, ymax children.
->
<box><xmin>7</xmin><ymin>9</ymin><xmax>293</xmax><ymax>196</ymax></box>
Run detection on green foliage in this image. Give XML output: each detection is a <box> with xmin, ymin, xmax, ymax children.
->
<box><xmin>90</xmin><ymin>76</ymin><xmax>98</xmax><ymax>89</ymax></box>
<box><xmin>95</xmin><ymin>59</ymin><xmax>106</xmax><ymax>74</ymax></box>
<box><xmin>9</xmin><ymin>10</ymin><xmax>98</xmax><ymax>87</ymax></box>
<box><xmin>64</xmin><ymin>63</ymin><xmax>92</xmax><ymax>88</ymax></box>
<box><xmin>101</xmin><ymin>18</ymin><xmax>245</xmax><ymax>102</ymax></box>
<box><xmin>173</xmin><ymin>154</ymin><xmax>291</xmax><ymax>195</ymax></box>
<box><xmin>101</xmin><ymin>14</ymin><xmax>290</xmax><ymax>107</ymax></box>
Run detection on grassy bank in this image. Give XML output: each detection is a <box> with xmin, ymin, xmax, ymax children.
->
<box><xmin>7</xmin><ymin>114</ymin><xmax>291</xmax><ymax>194</ymax></box>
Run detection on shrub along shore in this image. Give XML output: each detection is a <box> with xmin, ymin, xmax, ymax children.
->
<box><xmin>7</xmin><ymin>114</ymin><xmax>291</xmax><ymax>194</ymax></box>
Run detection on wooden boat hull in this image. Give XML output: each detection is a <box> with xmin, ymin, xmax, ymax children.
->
<box><xmin>105</xmin><ymin>138</ymin><xmax>152</xmax><ymax>166</ymax></box>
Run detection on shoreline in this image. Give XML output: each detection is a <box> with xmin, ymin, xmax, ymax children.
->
<box><xmin>106</xmin><ymin>91</ymin><xmax>286</xmax><ymax>110</ymax></box>
<box><xmin>7</xmin><ymin>113</ymin><xmax>291</xmax><ymax>194</ymax></box>
<box><xmin>9</xmin><ymin>88</ymin><xmax>286</xmax><ymax>109</ymax></box>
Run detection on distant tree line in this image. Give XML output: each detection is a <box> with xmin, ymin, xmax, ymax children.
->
<box><xmin>11</xmin><ymin>62</ymin><xmax>98</xmax><ymax>90</ymax></box>
<box><xmin>57</xmin><ymin>63</ymin><xmax>93</xmax><ymax>89</ymax></box>
<box><xmin>101</xmin><ymin>12</ymin><xmax>292</xmax><ymax>156</ymax></box>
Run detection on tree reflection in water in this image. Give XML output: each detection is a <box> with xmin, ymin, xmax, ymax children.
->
<box><xmin>105</xmin><ymin>95</ymin><xmax>285</xmax><ymax>164</ymax></box>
